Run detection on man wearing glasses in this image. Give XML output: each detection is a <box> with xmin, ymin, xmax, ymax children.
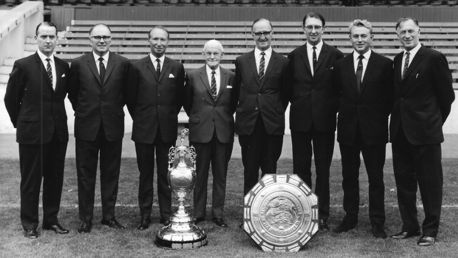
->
<box><xmin>286</xmin><ymin>12</ymin><xmax>343</xmax><ymax>230</ymax></box>
<box><xmin>233</xmin><ymin>18</ymin><xmax>289</xmax><ymax>196</ymax></box>
<box><xmin>68</xmin><ymin>24</ymin><xmax>131</xmax><ymax>233</ymax></box>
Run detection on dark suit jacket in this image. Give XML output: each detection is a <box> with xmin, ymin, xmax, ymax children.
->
<box><xmin>334</xmin><ymin>51</ymin><xmax>394</xmax><ymax>145</ymax></box>
<box><xmin>126</xmin><ymin>56</ymin><xmax>185</xmax><ymax>144</ymax></box>
<box><xmin>234</xmin><ymin>50</ymin><xmax>289</xmax><ymax>136</ymax></box>
<box><xmin>4</xmin><ymin>52</ymin><xmax>69</xmax><ymax>144</ymax></box>
<box><xmin>390</xmin><ymin>46</ymin><xmax>455</xmax><ymax>145</ymax></box>
<box><xmin>68</xmin><ymin>52</ymin><xmax>130</xmax><ymax>141</ymax></box>
<box><xmin>184</xmin><ymin>66</ymin><xmax>236</xmax><ymax>144</ymax></box>
<box><xmin>287</xmin><ymin>43</ymin><xmax>344</xmax><ymax>133</ymax></box>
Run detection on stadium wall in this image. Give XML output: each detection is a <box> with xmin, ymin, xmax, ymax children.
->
<box><xmin>50</xmin><ymin>6</ymin><xmax>458</xmax><ymax>30</ymax></box>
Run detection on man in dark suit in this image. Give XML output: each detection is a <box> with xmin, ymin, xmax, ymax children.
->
<box><xmin>333</xmin><ymin>19</ymin><xmax>393</xmax><ymax>238</ymax></box>
<box><xmin>234</xmin><ymin>18</ymin><xmax>289</xmax><ymax>195</ymax></box>
<box><xmin>287</xmin><ymin>12</ymin><xmax>343</xmax><ymax>230</ymax></box>
<box><xmin>390</xmin><ymin>17</ymin><xmax>455</xmax><ymax>246</ymax></box>
<box><xmin>4</xmin><ymin>22</ymin><xmax>70</xmax><ymax>238</ymax></box>
<box><xmin>184</xmin><ymin>40</ymin><xmax>236</xmax><ymax>228</ymax></box>
<box><xmin>126</xmin><ymin>26</ymin><xmax>185</xmax><ymax>230</ymax></box>
<box><xmin>68</xmin><ymin>24</ymin><xmax>131</xmax><ymax>233</ymax></box>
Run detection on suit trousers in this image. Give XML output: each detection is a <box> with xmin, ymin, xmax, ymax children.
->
<box><xmin>392</xmin><ymin>129</ymin><xmax>443</xmax><ymax>237</ymax></box>
<box><xmin>192</xmin><ymin>136</ymin><xmax>233</xmax><ymax>220</ymax></box>
<box><xmin>339</xmin><ymin>141</ymin><xmax>386</xmax><ymax>227</ymax></box>
<box><xmin>135</xmin><ymin>136</ymin><xmax>174</xmax><ymax>221</ymax></box>
<box><xmin>291</xmin><ymin>130</ymin><xmax>335</xmax><ymax>220</ymax></box>
<box><xmin>239</xmin><ymin>116</ymin><xmax>283</xmax><ymax>195</ymax></box>
<box><xmin>19</xmin><ymin>132</ymin><xmax>67</xmax><ymax>230</ymax></box>
<box><xmin>76</xmin><ymin>125</ymin><xmax>122</xmax><ymax>222</ymax></box>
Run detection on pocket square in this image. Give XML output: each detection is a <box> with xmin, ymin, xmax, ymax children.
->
<box><xmin>169</xmin><ymin>73</ymin><xmax>175</xmax><ymax>78</ymax></box>
<box><xmin>227</xmin><ymin>85</ymin><xmax>232</xmax><ymax>89</ymax></box>
<box><xmin>61</xmin><ymin>74</ymin><xmax>66</xmax><ymax>78</ymax></box>
<box><xmin>416</xmin><ymin>73</ymin><xmax>419</xmax><ymax>79</ymax></box>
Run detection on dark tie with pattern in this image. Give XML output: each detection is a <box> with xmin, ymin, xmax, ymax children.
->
<box><xmin>210</xmin><ymin>70</ymin><xmax>217</xmax><ymax>100</ymax></box>
<box><xmin>356</xmin><ymin>55</ymin><xmax>364</xmax><ymax>93</ymax></box>
<box><xmin>402</xmin><ymin>51</ymin><xmax>410</xmax><ymax>80</ymax></box>
<box><xmin>46</xmin><ymin>58</ymin><xmax>53</xmax><ymax>89</ymax></box>
<box><xmin>258</xmin><ymin>51</ymin><xmax>265</xmax><ymax>80</ymax></box>
<box><xmin>156</xmin><ymin>58</ymin><xmax>161</xmax><ymax>75</ymax></box>
<box><xmin>312</xmin><ymin>46</ymin><xmax>318</xmax><ymax>73</ymax></box>
<box><xmin>98</xmin><ymin>56</ymin><xmax>105</xmax><ymax>82</ymax></box>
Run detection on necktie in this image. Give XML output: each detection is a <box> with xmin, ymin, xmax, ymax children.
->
<box><xmin>356</xmin><ymin>55</ymin><xmax>364</xmax><ymax>93</ymax></box>
<box><xmin>402</xmin><ymin>51</ymin><xmax>410</xmax><ymax>79</ymax></box>
<box><xmin>46</xmin><ymin>58</ymin><xmax>53</xmax><ymax>89</ymax></box>
<box><xmin>98</xmin><ymin>56</ymin><xmax>105</xmax><ymax>82</ymax></box>
<box><xmin>210</xmin><ymin>70</ymin><xmax>217</xmax><ymax>100</ymax></box>
<box><xmin>258</xmin><ymin>51</ymin><xmax>265</xmax><ymax>80</ymax></box>
<box><xmin>312</xmin><ymin>46</ymin><xmax>318</xmax><ymax>73</ymax></box>
<box><xmin>156</xmin><ymin>58</ymin><xmax>161</xmax><ymax>75</ymax></box>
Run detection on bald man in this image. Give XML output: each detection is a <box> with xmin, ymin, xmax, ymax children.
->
<box><xmin>184</xmin><ymin>40</ymin><xmax>236</xmax><ymax>227</ymax></box>
<box><xmin>68</xmin><ymin>23</ymin><xmax>131</xmax><ymax>233</ymax></box>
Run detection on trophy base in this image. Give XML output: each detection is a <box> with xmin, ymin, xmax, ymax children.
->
<box><xmin>155</xmin><ymin>223</ymin><xmax>208</xmax><ymax>249</ymax></box>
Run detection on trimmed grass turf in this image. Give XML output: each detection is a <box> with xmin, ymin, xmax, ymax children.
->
<box><xmin>0</xmin><ymin>158</ymin><xmax>457</xmax><ymax>257</ymax></box>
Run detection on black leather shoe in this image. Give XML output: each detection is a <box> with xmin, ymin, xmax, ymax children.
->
<box><xmin>212</xmin><ymin>218</ymin><xmax>228</xmax><ymax>228</ymax></box>
<box><xmin>159</xmin><ymin>218</ymin><xmax>170</xmax><ymax>226</ymax></box>
<box><xmin>78</xmin><ymin>221</ymin><xmax>92</xmax><ymax>233</ymax></box>
<box><xmin>137</xmin><ymin>217</ymin><xmax>151</xmax><ymax>230</ymax></box>
<box><xmin>334</xmin><ymin>218</ymin><xmax>357</xmax><ymax>233</ymax></box>
<box><xmin>101</xmin><ymin>218</ymin><xmax>126</xmax><ymax>229</ymax></box>
<box><xmin>195</xmin><ymin>217</ymin><xmax>205</xmax><ymax>224</ymax></box>
<box><xmin>371</xmin><ymin>226</ymin><xmax>387</xmax><ymax>239</ymax></box>
<box><xmin>24</xmin><ymin>228</ymin><xmax>39</xmax><ymax>239</ymax></box>
<box><xmin>391</xmin><ymin>230</ymin><xmax>421</xmax><ymax>239</ymax></box>
<box><xmin>417</xmin><ymin>235</ymin><xmax>435</xmax><ymax>246</ymax></box>
<box><xmin>319</xmin><ymin>219</ymin><xmax>329</xmax><ymax>230</ymax></box>
<box><xmin>43</xmin><ymin>223</ymin><xmax>69</xmax><ymax>234</ymax></box>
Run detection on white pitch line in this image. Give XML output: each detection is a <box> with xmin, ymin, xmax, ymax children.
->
<box><xmin>1</xmin><ymin>204</ymin><xmax>458</xmax><ymax>208</ymax></box>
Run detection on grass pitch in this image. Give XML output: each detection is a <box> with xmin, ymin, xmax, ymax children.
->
<box><xmin>1</xmin><ymin>158</ymin><xmax>458</xmax><ymax>257</ymax></box>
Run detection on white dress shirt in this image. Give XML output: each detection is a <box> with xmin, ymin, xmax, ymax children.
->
<box><xmin>306</xmin><ymin>41</ymin><xmax>323</xmax><ymax>76</ymax></box>
<box><xmin>206</xmin><ymin>65</ymin><xmax>221</xmax><ymax>94</ymax></box>
<box><xmin>254</xmin><ymin>47</ymin><xmax>272</xmax><ymax>74</ymax></box>
<box><xmin>37</xmin><ymin>50</ymin><xmax>56</xmax><ymax>90</ymax></box>
<box><xmin>353</xmin><ymin>49</ymin><xmax>372</xmax><ymax>82</ymax></box>
<box><xmin>93</xmin><ymin>51</ymin><xmax>109</xmax><ymax>75</ymax></box>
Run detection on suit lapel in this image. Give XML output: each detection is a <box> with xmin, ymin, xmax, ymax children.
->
<box><xmin>360</xmin><ymin>52</ymin><xmax>376</xmax><ymax>94</ymax></box>
<box><xmin>198</xmin><ymin>66</ymin><xmax>214</xmax><ymax>100</ymax></box>
<box><xmin>344</xmin><ymin>54</ymin><xmax>359</xmax><ymax>96</ymax></box>
<box><xmin>54</xmin><ymin>59</ymin><xmax>64</xmax><ymax>93</ymax></box>
<box><xmin>260</xmin><ymin>50</ymin><xmax>279</xmax><ymax>89</ymax></box>
<box><xmin>314</xmin><ymin>43</ymin><xmax>329</xmax><ymax>74</ymax></box>
<box><xmin>103</xmin><ymin>52</ymin><xmax>116</xmax><ymax>85</ymax></box>
<box><xmin>248</xmin><ymin>51</ymin><xmax>261</xmax><ymax>87</ymax></box>
<box><xmin>298</xmin><ymin>45</ymin><xmax>312</xmax><ymax>76</ymax></box>
<box><xmin>86</xmin><ymin>54</ymin><xmax>102</xmax><ymax>86</ymax></box>
<box><xmin>158</xmin><ymin>57</ymin><xmax>170</xmax><ymax>82</ymax></box>
<box><xmin>402</xmin><ymin>46</ymin><xmax>424</xmax><ymax>82</ymax></box>
<box><xmin>217</xmin><ymin>67</ymin><xmax>228</xmax><ymax>101</ymax></box>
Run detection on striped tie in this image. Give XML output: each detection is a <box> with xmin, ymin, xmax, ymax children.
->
<box><xmin>258</xmin><ymin>51</ymin><xmax>265</xmax><ymax>80</ymax></box>
<box><xmin>46</xmin><ymin>58</ymin><xmax>53</xmax><ymax>89</ymax></box>
<box><xmin>210</xmin><ymin>70</ymin><xmax>217</xmax><ymax>100</ymax></box>
<box><xmin>402</xmin><ymin>51</ymin><xmax>410</xmax><ymax>79</ymax></box>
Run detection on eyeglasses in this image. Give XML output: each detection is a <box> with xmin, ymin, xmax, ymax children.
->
<box><xmin>304</xmin><ymin>25</ymin><xmax>323</xmax><ymax>31</ymax></box>
<box><xmin>91</xmin><ymin>35</ymin><xmax>111</xmax><ymax>41</ymax></box>
<box><xmin>253</xmin><ymin>31</ymin><xmax>272</xmax><ymax>37</ymax></box>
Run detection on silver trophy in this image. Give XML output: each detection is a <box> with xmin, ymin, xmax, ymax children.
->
<box><xmin>156</xmin><ymin>129</ymin><xmax>208</xmax><ymax>249</ymax></box>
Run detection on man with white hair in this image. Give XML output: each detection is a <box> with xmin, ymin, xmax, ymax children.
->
<box><xmin>184</xmin><ymin>39</ymin><xmax>236</xmax><ymax>227</ymax></box>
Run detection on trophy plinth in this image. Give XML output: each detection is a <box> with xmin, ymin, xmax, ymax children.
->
<box><xmin>155</xmin><ymin>129</ymin><xmax>208</xmax><ymax>249</ymax></box>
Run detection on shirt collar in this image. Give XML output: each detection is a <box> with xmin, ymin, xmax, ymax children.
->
<box><xmin>149</xmin><ymin>53</ymin><xmax>165</xmax><ymax>64</ymax></box>
<box><xmin>405</xmin><ymin>43</ymin><xmax>421</xmax><ymax>56</ymax></box>
<box><xmin>255</xmin><ymin>47</ymin><xmax>272</xmax><ymax>58</ymax></box>
<box><xmin>206</xmin><ymin>64</ymin><xmax>220</xmax><ymax>75</ymax></box>
<box><xmin>37</xmin><ymin>50</ymin><xmax>54</xmax><ymax>63</ymax></box>
<box><xmin>307</xmin><ymin>41</ymin><xmax>323</xmax><ymax>52</ymax></box>
<box><xmin>353</xmin><ymin>49</ymin><xmax>372</xmax><ymax>62</ymax></box>
<box><xmin>93</xmin><ymin>51</ymin><xmax>109</xmax><ymax>62</ymax></box>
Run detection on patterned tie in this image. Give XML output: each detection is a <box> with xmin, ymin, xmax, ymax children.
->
<box><xmin>98</xmin><ymin>56</ymin><xmax>105</xmax><ymax>82</ymax></box>
<box><xmin>356</xmin><ymin>55</ymin><xmax>364</xmax><ymax>93</ymax></box>
<box><xmin>402</xmin><ymin>51</ymin><xmax>410</xmax><ymax>80</ymax></box>
<box><xmin>46</xmin><ymin>58</ymin><xmax>53</xmax><ymax>89</ymax></box>
<box><xmin>312</xmin><ymin>46</ymin><xmax>318</xmax><ymax>73</ymax></box>
<box><xmin>258</xmin><ymin>51</ymin><xmax>265</xmax><ymax>80</ymax></box>
<box><xmin>156</xmin><ymin>58</ymin><xmax>161</xmax><ymax>75</ymax></box>
<box><xmin>210</xmin><ymin>70</ymin><xmax>217</xmax><ymax>101</ymax></box>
